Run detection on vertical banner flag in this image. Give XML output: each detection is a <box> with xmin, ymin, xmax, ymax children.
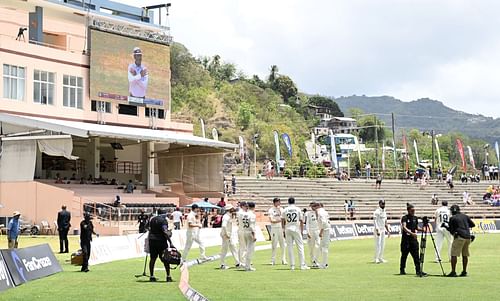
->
<box><xmin>381</xmin><ymin>142</ymin><xmax>386</xmax><ymax>171</ymax></box>
<box><xmin>402</xmin><ymin>134</ymin><xmax>409</xmax><ymax>172</ymax></box>
<box><xmin>392</xmin><ymin>139</ymin><xmax>397</xmax><ymax>171</ymax></box>
<box><xmin>212</xmin><ymin>128</ymin><xmax>219</xmax><ymax>141</ymax></box>
<box><xmin>456</xmin><ymin>138</ymin><xmax>467</xmax><ymax>172</ymax></box>
<box><xmin>281</xmin><ymin>133</ymin><xmax>293</xmax><ymax>158</ymax></box>
<box><xmin>467</xmin><ymin>146</ymin><xmax>476</xmax><ymax>170</ymax></box>
<box><xmin>413</xmin><ymin>139</ymin><xmax>420</xmax><ymax>165</ymax></box>
<box><xmin>273</xmin><ymin>130</ymin><xmax>281</xmax><ymax>163</ymax></box>
<box><xmin>329</xmin><ymin>130</ymin><xmax>338</xmax><ymax>170</ymax></box>
<box><xmin>355</xmin><ymin>136</ymin><xmax>362</xmax><ymax>166</ymax></box>
<box><xmin>200</xmin><ymin>118</ymin><xmax>206</xmax><ymax>138</ymax></box>
<box><xmin>496</xmin><ymin>141</ymin><xmax>500</xmax><ymax>162</ymax></box>
<box><xmin>238</xmin><ymin>136</ymin><xmax>245</xmax><ymax>161</ymax></box>
<box><xmin>435</xmin><ymin>138</ymin><xmax>443</xmax><ymax>169</ymax></box>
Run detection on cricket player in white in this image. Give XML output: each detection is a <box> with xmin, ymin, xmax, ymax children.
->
<box><xmin>182</xmin><ymin>204</ymin><xmax>207</xmax><ymax>261</ymax></box>
<box><xmin>282</xmin><ymin>197</ymin><xmax>309</xmax><ymax>270</ymax></box>
<box><xmin>373</xmin><ymin>199</ymin><xmax>390</xmax><ymax>264</ymax></box>
<box><xmin>242</xmin><ymin>202</ymin><xmax>257</xmax><ymax>271</ymax></box>
<box><xmin>268</xmin><ymin>198</ymin><xmax>287</xmax><ymax>265</ymax></box>
<box><xmin>435</xmin><ymin>200</ymin><xmax>453</xmax><ymax>262</ymax></box>
<box><xmin>236</xmin><ymin>202</ymin><xmax>248</xmax><ymax>268</ymax></box>
<box><xmin>305</xmin><ymin>202</ymin><xmax>320</xmax><ymax>267</ymax></box>
<box><xmin>315</xmin><ymin>203</ymin><xmax>331</xmax><ymax>269</ymax></box>
<box><xmin>127</xmin><ymin>47</ymin><xmax>149</xmax><ymax>98</ymax></box>
<box><xmin>220</xmin><ymin>204</ymin><xmax>240</xmax><ymax>269</ymax></box>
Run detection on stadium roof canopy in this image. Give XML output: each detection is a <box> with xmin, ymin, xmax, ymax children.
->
<box><xmin>0</xmin><ymin>113</ymin><xmax>237</xmax><ymax>150</ymax></box>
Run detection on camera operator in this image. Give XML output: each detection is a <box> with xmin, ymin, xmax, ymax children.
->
<box><xmin>148</xmin><ymin>208</ymin><xmax>173</xmax><ymax>282</ymax></box>
<box><xmin>444</xmin><ymin>205</ymin><xmax>475</xmax><ymax>277</ymax></box>
<box><xmin>400</xmin><ymin>203</ymin><xmax>426</xmax><ymax>275</ymax></box>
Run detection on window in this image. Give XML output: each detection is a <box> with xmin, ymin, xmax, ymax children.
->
<box><xmin>63</xmin><ymin>75</ymin><xmax>83</xmax><ymax>109</ymax></box>
<box><xmin>91</xmin><ymin>100</ymin><xmax>111</xmax><ymax>113</ymax></box>
<box><xmin>145</xmin><ymin>108</ymin><xmax>165</xmax><ymax>119</ymax></box>
<box><xmin>118</xmin><ymin>104</ymin><xmax>137</xmax><ymax>116</ymax></box>
<box><xmin>33</xmin><ymin>70</ymin><xmax>55</xmax><ymax>105</ymax></box>
<box><xmin>3</xmin><ymin>64</ymin><xmax>25</xmax><ymax>100</ymax></box>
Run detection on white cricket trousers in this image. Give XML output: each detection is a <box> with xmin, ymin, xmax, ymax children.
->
<box><xmin>270</xmin><ymin>227</ymin><xmax>286</xmax><ymax>263</ymax></box>
<box><xmin>183</xmin><ymin>229</ymin><xmax>206</xmax><ymax>260</ymax></box>
<box><xmin>307</xmin><ymin>230</ymin><xmax>320</xmax><ymax>264</ymax></box>
<box><xmin>238</xmin><ymin>231</ymin><xmax>246</xmax><ymax>265</ymax></box>
<box><xmin>285</xmin><ymin>229</ymin><xmax>306</xmax><ymax>267</ymax></box>
<box><xmin>435</xmin><ymin>229</ymin><xmax>453</xmax><ymax>261</ymax></box>
<box><xmin>374</xmin><ymin>232</ymin><xmax>386</xmax><ymax>261</ymax></box>
<box><xmin>319</xmin><ymin>229</ymin><xmax>330</xmax><ymax>267</ymax></box>
<box><xmin>220</xmin><ymin>235</ymin><xmax>239</xmax><ymax>266</ymax></box>
<box><xmin>244</xmin><ymin>232</ymin><xmax>255</xmax><ymax>268</ymax></box>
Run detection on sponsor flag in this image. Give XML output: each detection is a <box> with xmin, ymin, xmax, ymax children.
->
<box><xmin>273</xmin><ymin>130</ymin><xmax>281</xmax><ymax>163</ymax></box>
<box><xmin>355</xmin><ymin>135</ymin><xmax>362</xmax><ymax>166</ymax></box>
<box><xmin>435</xmin><ymin>138</ymin><xmax>443</xmax><ymax>169</ymax></box>
<box><xmin>456</xmin><ymin>138</ymin><xmax>467</xmax><ymax>172</ymax></box>
<box><xmin>392</xmin><ymin>138</ymin><xmax>397</xmax><ymax>172</ymax></box>
<box><xmin>212</xmin><ymin>128</ymin><xmax>218</xmax><ymax>141</ymax></box>
<box><xmin>381</xmin><ymin>142</ymin><xmax>386</xmax><ymax>171</ymax></box>
<box><xmin>281</xmin><ymin>133</ymin><xmax>293</xmax><ymax>158</ymax></box>
<box><xmin>467</xmin><ymin>145</ymin><xmax>476</xmax><ymax>170</ymax></box>
<box><xmin>238</xmin><ymin>136</ymin><xmax>245</xmax><ymax>161</ymax></box>
<box><xmin>200</xmin><ymin>118</ymin><xmax>206</xmax><ymax>138</ymax></box>
<box><xmin>496</xmin><ymin>141</ymin><xmax>500</xmax><ymax>162</ymax></box>
<box><xmin>413</xmin><ymin>139</ymin><xmax>420</xmax><ymax>165</ymax></box>
<box><xmin>402</xmin><ymin>134</ymin><xmax>409</xmax><ymax>172</ymax></box>
<box><xmin>329</xmin><ymin>130</ymin><xmax>338</xmax><ymax>169</ymax></box>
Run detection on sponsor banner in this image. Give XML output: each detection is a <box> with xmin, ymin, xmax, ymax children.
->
<box><xmin>0</xmin><ymin>252</ymin><xmax>14</xmax><ymax>292</ymax></box>
<box><xmin>472</xmin><ymin>219</ymin><xmax>499</xmax><ymax>234</ymax></box>
<box><xmin>1</xmin><ymin>244</ymin><xmax>62</xmax><ymax>286</ymax></box>
<box><xmin>332</xmin><ymin>224</ymin><xmax>356</xmax><ymax>239</ymax></box>
<box><xmin>353</xmin><ymin>222</ymin><xmax>404</xmax><ymax>236</ymax></box>
<box><xmin>89</xmin><ymin>233</ymin><xmax>146</xmax><ymax>266</ymax></box>
<box><xmin>128</xmin><ymin>96</ymin><xmax>164</xmax><ymax>106</ymax></box>
<box><xmin>98</xmin><ymin>92</ymin><xmax>128</xmax><ymax>101</ymax></box>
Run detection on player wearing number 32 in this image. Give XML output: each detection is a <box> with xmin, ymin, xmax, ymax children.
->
<box><xmin>282</xmin><ymin>197</ymin><xmax>310</xmax><ymax>270</ymax></box>
<box><xmin>434</xmin><ymin>200</ymin><xmax>453</xmax><ymax>262</ymax></box>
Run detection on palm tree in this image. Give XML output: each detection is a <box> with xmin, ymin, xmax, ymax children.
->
<box><xmin>268</xmin><ymin>65</ymin><xmax>279</xmax><ymax>84</ymax></box>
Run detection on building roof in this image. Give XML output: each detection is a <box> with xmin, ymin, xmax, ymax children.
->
<box><xmin>0</xmin><ymin>113</ymin><xmax>237</xmax><ymax>150</ymax></box>
<box><xmin>332</xmin><ymin>117</ymin><xmax>356</xmax><ymax>122</ymax></box>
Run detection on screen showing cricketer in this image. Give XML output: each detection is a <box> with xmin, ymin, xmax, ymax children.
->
<box><xmin>90</xmin><ymin>29</ymin><xmax>169</xmax><ymax>107</ymax></box>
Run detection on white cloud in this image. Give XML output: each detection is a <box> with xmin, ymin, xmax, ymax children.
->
<box><xmin>119</xmin><ymin>0</ymin><xmax>500</xmax><ymax>117</ymax></box>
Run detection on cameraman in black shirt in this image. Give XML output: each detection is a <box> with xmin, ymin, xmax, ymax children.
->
<box><xmin>400</xmin><ymin>203</ymin><xmax>426</xmax><ymax>275</ymax></box>
<box><xmin>148</xmin><ymin>208</ymin><xmax>173</xmax><ymax>282</ymax></box>
<box><xmin>445</xmin><ymin>205</ymin><xmax>475</xmax><ymax>277</ymax></box>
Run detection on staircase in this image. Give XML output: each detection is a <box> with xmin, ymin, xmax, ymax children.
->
<box><xmin>231</xmin><ymin>177</ymin><xmax>500</xmax><ymax>221</ymax></box>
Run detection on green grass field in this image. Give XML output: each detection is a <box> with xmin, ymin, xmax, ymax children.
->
<box><xmin>0</xmin><ymin>234</ymin><xmax>498</xmax><ymax>300</ymax></box>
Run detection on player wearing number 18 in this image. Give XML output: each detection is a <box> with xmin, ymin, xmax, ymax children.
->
<box><xmin>282</xmin><ymin>197</ymin><xmax>310</xmax><ymax>270</ymax></box>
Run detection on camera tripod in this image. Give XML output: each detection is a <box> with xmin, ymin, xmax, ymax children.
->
<box><xmin>418</xmin><ymin>223</ymin><xmax>446</xmax><ymax>277</ymax></box>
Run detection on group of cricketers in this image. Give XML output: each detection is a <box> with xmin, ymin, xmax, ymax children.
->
<box><xmin>181</xmin><ymin>196</ymin><xmax>468</xmax><ymax>276</ymax></box>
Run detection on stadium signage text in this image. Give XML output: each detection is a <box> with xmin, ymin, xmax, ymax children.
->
<box><xmin>0</xmin><ymin>243</ymin><xmax>62</xmax><ymax>286</ymax></box>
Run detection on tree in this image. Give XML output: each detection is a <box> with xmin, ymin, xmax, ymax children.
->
<box><xmin>358</xmin><ymin>116</ymin><xmax>386</xmax><ymax>143</ymax></box>
<box><xmin>268</xmin><ymin>65</ymin><xmax>279</xmax><ymax>84</ymax></box>
<box><xmin>308</xmin><ymin>96</ymin><xmax>344</xmax><ymax>117</ymax></box>
<box><xmin>249</xmin><ymin>75</ymin><xmax>268</xmax><ymax>89</ymax></box>
<box><xmin>272</xmin><ymin>75</ymin><xmax>298</xmax><ymax>102</ymax></box>
<box><xmin>237</xmin><ymin>102</ymin><xmax>253</xmax><ymax>130</ymax></box>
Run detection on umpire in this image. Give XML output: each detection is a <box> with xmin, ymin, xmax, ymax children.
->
<box><xmin>148</xmin><ymin>208</ymin><xmax>173</xmax><ymax>283</ymax></box>
<box><xmin>446</xmin><ymin>205</ymin><xmax>475</xmax><ymax>277</ymax></box>
<box><xmin>400</xmin><ymin>203</ymin><xmax>425</xmax><ymax>275</ymax></box>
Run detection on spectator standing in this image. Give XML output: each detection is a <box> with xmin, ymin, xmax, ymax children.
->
<box><xmin>375</xmin><ymin>174</ymin><xmax>383</xmax><ymax>189</ymax></box>
<box><xmin>137</xmin><ymin>209</ymin><xmax>148</xmax><ymax>233</ymax></box>
<box><xmin>125</xmin><ymin>180</ymin><xmax>135</xmax><ymax>193</ymax></box>
<box><xmin>365</xmin><ymin>162</ymin><xmax>372</xmax><ymax>181</ymax></box>
<box><xmin>278</xmin><ymin>158</ymin><xmax>286</xmax><ymax>176</ymax></box>
<box><xmin>436</xmin><ymin>167</ymin><xmax>443</xmax><ymax>182</ymax></box>
<box><xmin>231</xmin><ymin>174</ymin><xmax>237</xmax><ymax>195</ymax></box>
<box><xmin>172</xmin><ymin>208</ymin><xmax>183</xmax><ymax>230</ymax></box>
<box><xmin>7</xmin><ymin>211</ymin><xmax>21</xmax><ymax>249</ymax></box>
<box><xmin>57</xmin><ymin>205</ymin><xmax>71</xmax><ymax>253</ymax></box>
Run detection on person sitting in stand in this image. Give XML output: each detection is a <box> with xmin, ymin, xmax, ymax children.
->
<box><xmin>113</xmin><ymin>195</ymin><xmax>122</xmax><ymax>207</ymax></box>
<box><xmin>460</xmin><ymin>173</ymin><xmax>468</xmax><ymax>183</ymax></box>
<box><xmin>125</xmin><ymin>180</ymin><xmax>135</xmax><ymax>193</ymax></box>
<box><xmin>431</xmin><ymin>194</ymin><xmax>439</xmax><ymax>205</ymax></box>
<box><xmin>217</xmin><ymin>197</ymin><xmax>226</xmax><ymax>208</ymax></box>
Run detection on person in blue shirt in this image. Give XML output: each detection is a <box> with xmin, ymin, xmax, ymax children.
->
<box><xmin>7</xmin><ymin>211</ymin><xmax>21</xmax><ymax>249</ymax></box>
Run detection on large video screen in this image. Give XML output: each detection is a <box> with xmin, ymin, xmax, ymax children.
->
<box><xmin>90</xmin><ymin>29</ymin><xmax>170</xmax><ymax>107</ymax></box>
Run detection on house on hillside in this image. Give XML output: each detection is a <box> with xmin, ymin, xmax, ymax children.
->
<box><xmin>309</xmin><ymin>104</ymin><xmax>358</xmax><ymax>136</ymax></box>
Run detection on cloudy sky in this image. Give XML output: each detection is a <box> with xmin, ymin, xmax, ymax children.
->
<box><xmin>119</xmin><ymin>0</ymin><xmax>500</xmax><ymax>117</ymax></box>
